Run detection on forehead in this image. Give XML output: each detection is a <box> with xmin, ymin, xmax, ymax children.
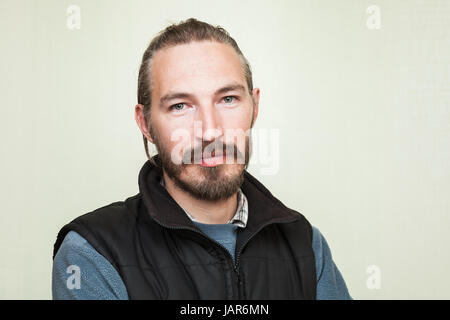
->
<box><xmin>150</xmin><ymin>41</ymin><xmax>247</xmax><ymax>97</ymax></box>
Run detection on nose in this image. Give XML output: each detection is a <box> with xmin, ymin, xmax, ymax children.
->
<box><xmin>194</xmin><ymin>104</ymin><xmax>223</xmax><ymax>142</ymax></box>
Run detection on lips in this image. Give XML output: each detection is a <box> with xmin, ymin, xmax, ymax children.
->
<box><xmin>201</xmin><ymin>152</ymin><xmax>225</xmax><ymax>167</ymax></box>
<box><xmin>209</xmin><ymin>150</ymin><xmax>223</xmax><ymax>158</ymax></box>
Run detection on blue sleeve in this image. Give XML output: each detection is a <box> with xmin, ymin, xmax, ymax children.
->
<box><xmin>311</xmin><ymin>226</ymin><xmax>352</xmax><ymax>300</ymax></box>
<box><xmin>52</xmin><ymin>231</ymin><xmax>129</xmax><ymax>300</ymax></box>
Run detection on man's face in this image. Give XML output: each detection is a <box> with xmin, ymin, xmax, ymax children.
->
<box><xmin>148</xmin><ymin>40</ymin><xmax>259</xmax><ymax>201</ymax></box>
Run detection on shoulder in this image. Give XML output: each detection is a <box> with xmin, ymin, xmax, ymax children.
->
<box><xmin>52</xmin><ymin>231</ymin><xmax>129</xmax><ymax>300</ymax></box>
<box><xmin>73</xmin><ymin>193</ymin><xmax>142</xmax><ymax>230</ymax></box>
<box><xmin>309</xmin><ymin>226</ymin><xmax>353</xmax><ymax>300</ymax></box>
<box><xmin>310</xmin><ymin>225</ymin><xmax>333</xmax><ymax>277</ymax></box>
<box><xmin>57</xmin><ymin>230</ymin><xmax>92</xmax><ymax>255</ymax></box>
<box><xmin>53</xmin><ymin>194</ymin><xmax>143</xmax><ymax>261</ymax></box>
<box><xmin>311</xmin><ymin>225</ymin><xmax>324</xmax><ymax>253</ymax></box>
<box><xmin>54</xmin><ymin>230</ymin><xmax>118</xmax><ymax>272</ymax></box>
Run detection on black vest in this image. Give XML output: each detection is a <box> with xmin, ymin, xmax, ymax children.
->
<box><xmin>53</xmin><ymin>158</ymin><xmax>317</xmax><ymax>299</ymax></box>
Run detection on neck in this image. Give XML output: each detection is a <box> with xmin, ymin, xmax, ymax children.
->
<box><xmin>162</xmin><ymin>171</ymin><xmax>237</xmax><ymax>224</ymax></box>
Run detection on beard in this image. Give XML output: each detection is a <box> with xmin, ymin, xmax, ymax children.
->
<box><xmin>151</xmin><ymin>128</ymin><xmax>251</xmax><ymax>202</ymax></box>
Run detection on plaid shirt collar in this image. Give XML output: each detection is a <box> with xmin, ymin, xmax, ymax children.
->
<box><xmin>160</xmin><ymin>177</ymin><xmax>248</xmax><ymax>228</ymax></box>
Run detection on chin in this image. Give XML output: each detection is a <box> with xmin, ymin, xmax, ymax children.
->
<box><xmin>169</xmin><ymin>162</ymin><xmax>245</xmax><ymax>201</ymax></box>
<box><xmin>185</xmin><ymin>163</ymin><xmax>243</xmax><ymax>182</ymax></box>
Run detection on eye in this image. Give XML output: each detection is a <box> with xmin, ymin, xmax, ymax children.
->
<box><xmin>169</xmin><ymin>103</ymin><xmax>186</xmax><ymax>112</ymax></box>
<box><xmin>223</xmin><ymin>96</ymin><xmax>238</xmax><ymax>104</ymax></box>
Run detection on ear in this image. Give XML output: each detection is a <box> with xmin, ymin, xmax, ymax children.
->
<box><xmin>134</xmin><ymin>104</ymin><xmax>154</xmax><ymax>144</ymax></box>
<box><xmin>250</xmin><ymin>88</ymin><xmax>260</xmax><ymax>128</ymax></box>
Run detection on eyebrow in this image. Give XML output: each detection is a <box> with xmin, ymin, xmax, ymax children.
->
<box><xmin>159</xmin><ymin>83</ymin><xmax>246</xmax><ymax>108</ymax></box>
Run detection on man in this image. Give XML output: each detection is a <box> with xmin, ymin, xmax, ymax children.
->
<box><xmin>52</xmin><ymin>18</ymin><xmax>351</xmax><ymax>300</ymax></box>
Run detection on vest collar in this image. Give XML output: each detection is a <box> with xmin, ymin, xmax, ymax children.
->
<box><xmin>138</xmin><ymin>155</ymin><xmax>300</xmax><ymax>232</ymax></box>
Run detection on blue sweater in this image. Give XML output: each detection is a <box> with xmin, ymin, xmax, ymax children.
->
<box><xmin>52</xmin><ymin>223</ymin><xmax>352</xmax><ymax>300</ymax></box>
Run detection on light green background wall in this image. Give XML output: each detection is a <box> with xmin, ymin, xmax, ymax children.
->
<box><xmin>1</xmin><ymin>0</ymin><xmax>449</xmax><ymax>299</ymax></box>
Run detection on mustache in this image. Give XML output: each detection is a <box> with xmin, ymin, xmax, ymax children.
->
<box><xmin>181</xmin><ymin>141</ymin><xmax>246</xmax><ymax>164</ymax></box>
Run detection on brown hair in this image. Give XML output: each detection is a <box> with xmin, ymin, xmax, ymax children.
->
<box><xmin>137</xmin><ymin>18</ymin><xmax>254</xmax><ymax>162</ymax></box>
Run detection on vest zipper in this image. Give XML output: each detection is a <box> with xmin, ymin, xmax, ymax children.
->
<box><xmin>150</xmin><ymin>216</ymin><xmax>242</xmax><ymax>299</ymax></box>
<box><xmin>150</xmin><ymin>214</ymin><xmax>300</xmax><ymax>300</ymax></box>
<box><xmin>233</xmin><ymin>217</ymin><xmax>301</xmax><ymax>297</ymax></box>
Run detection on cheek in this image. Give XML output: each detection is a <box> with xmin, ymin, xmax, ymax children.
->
<box><xmin>221</xmin><ymin>110</ymin><xmax>252</xmax><ymax>151</ymax></box>
<box><xmin>153</xmin><ymin>111</ymin><xmax>190</xmax><ymax>142</ymax></box>
<box><xmin>221</xmin><ymin>107</ymin><xmax>253</xmax><ymax>130</ymax></box>
<box><xmin>159</xmin><ymin>122</ymin><xmax>195</xmax><ymax>163</ymax></box>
